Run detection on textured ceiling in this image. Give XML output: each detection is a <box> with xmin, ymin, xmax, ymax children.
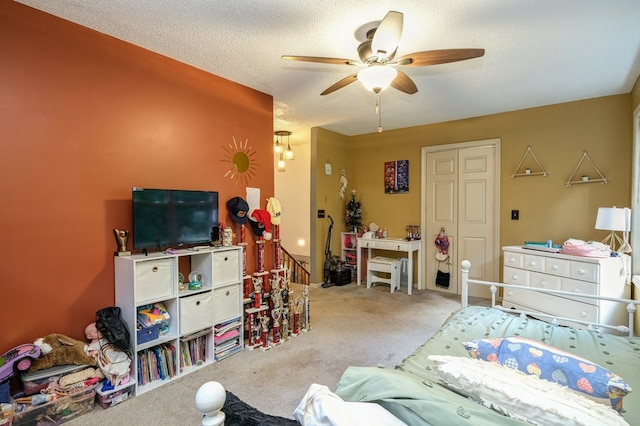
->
<box><xmin>15</xmin><ymin>0</ymin><xmax>640</xmax><ymax>140</ymax></box>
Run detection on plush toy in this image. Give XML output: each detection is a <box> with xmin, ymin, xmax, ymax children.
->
<box><xmin>26</xmin><ymin>334</ymin><xmax>97</xmax><ymax>373</ymax></box>
<box><xmin>85</xmin><ymin>321</ymin><xmax>131</xmax><ymax>387</ymax></box>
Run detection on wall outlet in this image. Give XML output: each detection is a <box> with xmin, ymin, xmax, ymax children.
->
<box><xmin>511</xmin><ymin>210</ymin><xmax>519</xmax><ymax>220</ymax></box>
<box><xmin>317</xmin><ymin>210</ymin><xmax>325</xmax><ymax>218</ymax></box>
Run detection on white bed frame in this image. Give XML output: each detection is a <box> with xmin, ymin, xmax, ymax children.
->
<box><xmin>460</xmin><ymin>260</ymin><xmax>640</xmax><ymax>336</ymax></box>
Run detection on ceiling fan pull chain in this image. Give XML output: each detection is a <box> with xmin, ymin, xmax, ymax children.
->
<box><xmin>377</xmin><ymin>93</ymin><xmax>383</xmax><ymax>132</ymax></box>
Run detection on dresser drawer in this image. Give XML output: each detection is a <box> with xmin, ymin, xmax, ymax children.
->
<box><xmin>561</xmin><ymin>278</ymin><xmax>598</xmax><ymax>305</ymax></box>
<box><xmin>213</xmin><ymin>283</ymin><xmax>241</xmax><ymax>323</ymax></box>
<box><xmin>135</xmin><ymin>258</ymin><xmax>175</xmax><ymax>302</ymax></box>
<box><xmin>557</xmin><ymin>298</ymin><xmax>598</xmax><ymax>324</ymax></box>
<box><xmin>530</xmin><ymin>271</ymin><xmax>560</xmax><ymax>290</ymax></box>
<box><xmin>523</xmin><ymin>254</ymin><xmax>545</xmax><ymax>272</ymax></box>
<box><xmin>179</xmin><ymin>292</ymin><xmax>213</xmax><ymax>335</ymax></box>
<box><xmin>503</xmin><ymin>266</ymin><xmax>529</xmax><ymax>286</ymax></box>
<box><xmin>569</xmin><ymin>261</ymin><xmax>599</xmax><ymax>283</ymax></box>
<box><xmin>503</xmin><ymin>251</ymin><xmax>524</xmax><ymax>269</ymax></box>
<box><xmin>545</xmin><ymin>257</ymin><xmax>569</xmax><ymax>277</ymax></box>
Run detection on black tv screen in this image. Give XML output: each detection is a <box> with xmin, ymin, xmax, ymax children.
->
<box><xmin>132</xmin><ymin>188</ymin><xmax>219</xmax><ymax>250</ymax></box>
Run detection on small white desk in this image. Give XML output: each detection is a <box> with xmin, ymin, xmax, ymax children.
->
<box><xmin>356</xmin><ymin>237</ymin><xmax>422</xmax><ymax>295</ymax></box>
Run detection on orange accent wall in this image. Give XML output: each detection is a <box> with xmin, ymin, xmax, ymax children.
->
<box><xmin>0</xmin><ymin>2</ymin><xmax>273</xmax><ymax>350</ymax></box>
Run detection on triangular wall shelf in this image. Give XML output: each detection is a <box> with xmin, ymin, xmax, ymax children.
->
<box><xmin>565</xmin><ymin>150</ymin><xmax>607</xmax><ymax>187</ymax></box>
<box><xmin>511</xmin><ymin>146</ymin><xmax>548</xmax><ymax>177</ymax></box>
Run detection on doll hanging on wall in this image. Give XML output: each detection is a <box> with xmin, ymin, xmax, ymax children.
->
<box><xmin>339</xmin><ymin>169</ymin><xmax>348</xmax><ymax>199</ymax></box>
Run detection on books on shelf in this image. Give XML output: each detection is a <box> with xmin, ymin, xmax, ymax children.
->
<box><xmin>214</xmin><ymin>317</ymin><xmax>242</xmax><ymax>360</ymax></box>
<box><xmin>180</xmin><ymin>330</ymin><xmax>208</xmax><ymax>369</ymax></box>
<box><xmin>136</xmin><ymin>343</ymin><xmax>177</xmax><ymax>386</ymax></box>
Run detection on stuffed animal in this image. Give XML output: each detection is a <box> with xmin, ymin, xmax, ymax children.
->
<box><xmin>26</xmin><ymin>334</ymin><xmax>97</xmax><ymax>373</ymax></box>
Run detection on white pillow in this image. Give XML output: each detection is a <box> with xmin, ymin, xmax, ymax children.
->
<box><xmin>428</xmin><ymin>355</ymin><xmax>629</xmax><ymax>426</ymax></box>
<box><xmin>293</xmin><ymin>383</ymin><xmax>407</xmax><ymax>426</ymax></box>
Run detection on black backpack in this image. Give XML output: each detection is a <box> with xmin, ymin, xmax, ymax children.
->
<box><xmin>96</xmin><ymin>306</ymin><xmax>132</xmax><ymax>357</ymax></box>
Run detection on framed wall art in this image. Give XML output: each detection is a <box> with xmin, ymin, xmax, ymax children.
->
<box><xmin>384</xmin><ymin>160</ymin><xmax>409</xmax><ymax>194</ymax></box>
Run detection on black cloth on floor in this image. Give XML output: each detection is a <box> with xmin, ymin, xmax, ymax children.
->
<box><xmin>221</xmin><ymin>391</ymin><xmax>299</xmax><ymax>426</ymax></box>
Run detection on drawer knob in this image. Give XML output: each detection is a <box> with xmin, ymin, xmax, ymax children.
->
<box><xmin>540</xmin><ymin>281</ymin><xmax>546</xmax><ymax>287</ymax></box>
<box><xmin>512</xmin><ymin>274</ymin><xmax>518</xmax><ymax>281</ymax></box>
<box><xmin>224</xmin><ymin>257</ymin><xmax>228</xmax><ymax>261</ymax></box>
<box><xmin>580</xmin><ymin>311</ymin><xmax>587</xmax><ymax>318</ymax></box>
<box><xmin>507</xmin><ymin>291</ymin><xmax>513</xmax><ymax>297</ymax></box>
<box><xmin>551</xmin><ymin>265</ymin><xmax>558</xmax><ymax>271</ymax></box>
<box><xmin>196</xmin><ymin>301</ymin><xmax>201</xmax><ymax>306</ymax></box>
<box><xmin>578</xmin><ymin>269</ymin><xmax>585</xmax><ymax>276</ymax></box>
<box><xmin>574</xmin><ymin>288</ymin><xmax>581</xmax><ymax>293</ymax></box>
<box><xmin>529</xmin><ymin>261</ymin><xmax>535</xmax><ymax>267</ymax></box>
<box><xmin>152</xmin><ymin>267</ymin><xmax>158</xmax><ymax>272</ymax></box>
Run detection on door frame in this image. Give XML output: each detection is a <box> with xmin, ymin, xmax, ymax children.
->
<box><xmin>420</xmin><ymin>139</ymin><xmax>501</xmax><ymax>293</ymax></box>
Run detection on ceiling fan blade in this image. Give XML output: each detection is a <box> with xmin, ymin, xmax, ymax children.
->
<box><xmin>390</xmin><ymin>71</ymin><xmax>418</xmax><ymax>95</ymax></box>
<box><xmin>371</xmin><ymin>11</ymin><xmax>403</xmax><ymax>61</ymax></box>
<box><xmin>320</xmin><ymin>73</ymin><xmax>359</xmax><ymax>95</ymax></box>
<box><xmin>282</xmin><ymin>55</ymin><xmax>360</xmax><ymax>66</ymax></box>
<box><xmin>395</xmin><ymin>48</ymin><xmax>485</xmax><ymax>66</ymax></box>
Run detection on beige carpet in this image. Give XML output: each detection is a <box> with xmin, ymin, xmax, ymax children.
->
<box><xmin>66</xmin><ymin>282</ymin><xmax>464</xmax><ymax>425</ymax></box>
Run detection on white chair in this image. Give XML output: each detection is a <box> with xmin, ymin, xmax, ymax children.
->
<box><xmin>366</xmin><ymin>257</ymin><xmax>400</xmax><ymax>293</ymax></box>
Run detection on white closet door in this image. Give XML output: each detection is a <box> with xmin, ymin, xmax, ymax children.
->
<box><xmin>425</xmin><ymin>149</ymin><xmax>458</xmax><ymax>294</ymax></box>
<box><xmin>423</xmin><ymin>140</ymin><xmax>499</xmax><ymax>297</ymax></box>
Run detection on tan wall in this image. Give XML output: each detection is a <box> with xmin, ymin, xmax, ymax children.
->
<box><xmin>317</xmin><ymin>95</ymin><xmax>631</xmax><ymax>267</ymax></box>
<box><xmin>312</xmin><ymin>128</ymin><xmax>349</xmax><ymax>282</ymax></box>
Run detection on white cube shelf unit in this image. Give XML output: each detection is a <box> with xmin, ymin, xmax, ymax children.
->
<box><xmin>115</xmin><ymin>246</ymin><xmax>243</xmax><ymax>395</ymax></box>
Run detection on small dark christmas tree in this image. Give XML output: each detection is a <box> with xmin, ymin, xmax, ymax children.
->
<box><xmin>345</xmin><ymin>190</ymin><xmax>363</xmax><ymax>232</ymax></box>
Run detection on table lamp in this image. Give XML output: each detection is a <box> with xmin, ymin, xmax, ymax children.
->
<box><xmin>595</xmin><ymin>207</ymin><xmax>632</xmax><ymax>253</ymax></box>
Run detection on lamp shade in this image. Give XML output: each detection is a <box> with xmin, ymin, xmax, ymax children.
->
<box><xmin>595</xmin><ymin>207</ymin><xmax>631</xmax><ymax>232</ymax></box>
<box><xmin>357</xmin><ymin>66</ymin><xmax>398</xmax><ymax>93</ymax></box>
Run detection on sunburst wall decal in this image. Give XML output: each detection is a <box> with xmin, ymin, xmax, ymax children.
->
<box><xmin>221</xmin><ymin>136</ymin><xmax>258</xmax><ymax>185</ymax></box>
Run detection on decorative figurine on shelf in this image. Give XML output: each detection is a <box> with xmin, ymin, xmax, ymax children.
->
<box><xmin>113</xmin><ymin>229</ymin><xmax>131</xmax><ymax>257</ymax></box>
<box><xmin>188</xmin><ymin>271</ymin><xmax>203</xmax><ymax>290</ymax></box>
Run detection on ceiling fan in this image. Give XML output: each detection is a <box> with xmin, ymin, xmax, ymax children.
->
<box><xmin>282</xmin><ymin>11</ymin><xmax>485</xmax><ymax>96</ymax></box>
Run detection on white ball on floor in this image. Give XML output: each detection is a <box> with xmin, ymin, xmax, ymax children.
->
<box><xmin>195</xmin><ymin>381</ymin><xmax>226</xmax><ymax>426</ymax></box>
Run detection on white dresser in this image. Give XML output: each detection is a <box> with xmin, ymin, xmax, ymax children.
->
<box><xmin>502</xmin><ymin>246</ymin><xmax>629</xmax><ymax>328</ymax></box>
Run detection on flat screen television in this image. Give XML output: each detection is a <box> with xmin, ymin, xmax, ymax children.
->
<box><xmin>132</xmin><ymin>187</ymin><xmax>219</xmax><ymax>250</ymax></box>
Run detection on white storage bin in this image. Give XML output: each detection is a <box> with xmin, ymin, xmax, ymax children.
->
<box><xmin>179</xmin><ymin>292</ymin><xmax>213</xmax><ymax>335</ymax></box>
<box><xmin>213</xmin><ymin>250</ymin><xmax>240</xmax><ymax>286</ymax></box>
<box><xmin>213</xmin><ymin>283</ymin><xmax>241</xmax><ymax>323</ymax></box>
<box><xmin>135</xmin><ymin>258</ymin><xmax>175</xmax><ymax>301</ymax></box>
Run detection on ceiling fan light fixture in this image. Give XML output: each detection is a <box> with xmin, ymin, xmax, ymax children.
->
<box><xmin>358</xmin><ymin>66</ymin><xmax>397</xmax><ymax>93</ymax></box>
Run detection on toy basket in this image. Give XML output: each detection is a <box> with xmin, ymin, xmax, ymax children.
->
<box><xmin>137</xmin><ymin>323</ymin><xmax>160</xmax><ymax>345</ymax></box>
